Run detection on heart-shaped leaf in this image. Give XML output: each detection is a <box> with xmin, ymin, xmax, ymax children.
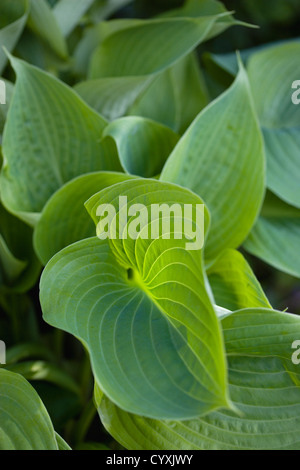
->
<box><xmin>40</xmin><ymin>179</ymin><xmax>231</xmax><ymax>420</ymax></box>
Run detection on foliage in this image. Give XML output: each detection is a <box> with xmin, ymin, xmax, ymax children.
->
<box><xmin>0</xmin><ymin>0</ymin><xmax>299</xmax><ymax>450</ymax></box>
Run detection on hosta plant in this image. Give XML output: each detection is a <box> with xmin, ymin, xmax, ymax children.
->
<box><xmin>0</xmin><ymin>0</ymin><xmax>299</xmax><ymax>451</ymax></box>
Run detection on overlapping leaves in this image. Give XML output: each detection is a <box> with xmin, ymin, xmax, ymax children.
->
<box><xmin>95</xmin><ymin>308</ymin><xmax>300</xmax><ymax>450</ymax></box>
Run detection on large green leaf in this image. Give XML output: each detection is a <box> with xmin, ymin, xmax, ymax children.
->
<box><xmin>161</xmin><ymin>61</ymin><xmax>265</xmax><ymax>261</ymax></box>
<box><xmin>244</xmin><ymin>191</ymin><xmax>300</xmax><ymax>278</ymax></box>
<box><xmin>34</xmin><ymin>172</ymin><xmax>134</xmax><ymax>265</ymax></box>
<box><xmin>0</xmin><ymin>369</ymin><xmax>59</xmax><ymax>450</ymax></box>
<box><xmin>89</xmin><ymin>13</ymin><xmax>230</xmax><ymax>79</ymax></box>
<box><xmin>103</xmin><ymin>117</ymin><xmax>179</xmax><ymax>177</ymax></box>
<box><xmin>207</xmin><ymin>249</ymin><xmax>271</xmax><ymax>311</ymax></box>
<box><xmin>0</xmin><ymin>56</ymin><xmax>121</xmax><ymax>225</ymax></box>
<box><xmin>96</xmin><ymin>308</ymin><xmax>300</xmax><ymax>450</ymax></box>
<box><xmin>40</xmin><ymin>179</ymin><xmax>231</xmax><ymax>420</ymax></box>
<box><xmin>247</xmin><ymin>42</ymin><xmax>300</xmax><ymax>208</ymax></box>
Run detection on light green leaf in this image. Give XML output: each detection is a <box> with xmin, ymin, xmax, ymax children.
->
<box><xmin>28</xmin><ymin>0</ymin><xmax>68</xmax><ymax>59</ymax></box>
<box><xmin>96</xmin><ymin>308</ymin><xmax>300</xmax><ymax>450</ymax></box>
<box><xmin>207</xmin><ymin>249</ymin><xmax>271</xmax><ymax>311</ymax></box>
<box><xmin>0</xmin><ymin>0</ymin><xmax>29</xmax><ymax>74</ymax></box>
<box><xmin>53</xmin><ymin>0</ymin><xmax>96</xmax><ymax>37</ymax></box>
<box><xmin>247</xmin><ymin>42</ymin><xmax>300</xmax><ymax>208</ymax></box>
<box><xmin>161</xmin><ymin>61</ymin><xmax>265</xmax><ymax>261</ymax></box>
<box><xmin>0</xmin><ymin>369</ymin><xmax>59</xmax><ymax>450</ymax></box>
<box><xmin>40</xmin><ymin>179</ymin><xmax>231</xmax><ymax>420</ymax></box>
<box><xmin>34</xmin><ymin>172</ymin><xmax>134</xmax><ymax>265</ymax></box>
<box><xmin>89</xmin><ymin>13</ymin><xmax>228</xmax><ymax>78</ymax></box>
<box><xmin>244</xmin><ymin>191</ymin><xmax>300</xmax><ymax>278</ymax></box>
<box><xmin>0</xmin><ymin>56</ymin><xmax>121</xmax><ymax>225</ymax></box>
<box><xmin>103</xmin><ymin>117</ymin><xmax>179</xmax><ymax>177</ymax></box>
<box><xmin>55</xmin><ymin>432</ymin><xmax>71</xmax><ymax>450</ymax></box>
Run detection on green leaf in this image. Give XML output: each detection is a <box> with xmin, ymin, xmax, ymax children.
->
<box><xmin>34</xmin><ymin>172</ymin><xmax>135</xmax><ymax>265</ymax></box>
<box><xmin>103</xmin><ymin>117</ymin><xmax>179</xmax><ymax>177</ymax></box>
<box><xmin>0</xmin><ymin>0</ymin><xmax>29</xmax><ymax>74</ymax></box>
<box><xmin>0</xmin><ymin>369</ymin><xmax>59</xmax><ymax>450</ymax></box>
<box><xmin>0</xmin><ymin>203</ymin><xmax>41</xmax><ymax>292</ymax></box>
<box><xmin>128</xmin><ymin>53</ymin><xmax>209</xmax><ymax>134</ymax></box>
<box><xmin>55</xmin><ymin>432</ymin><xmax>71</xmax><ymax>450</ymax></box>
<box><xmin>158</xmin><ymin>0</ymin><xmax>250</xmax><ymax>41</ymax></box>
<box><xmin>74</xmin><ymin>76</ymin><xmax>152</xmax><ymax>121</ymax></box>
<box><xmin>89</xmin><ymin>13</ymin><xmax>229</xmax><ymax>78</ymax></box>
<box><xmin>95</xmin><ymin>308</ymin><xmax>300</xmax><ymax>450</ymax></box>
<box><xmin>0</xmin><ymin>56</ymin><xmax>121</xmax><ymax>225</ymax></box>
<box><xmin>40</xmin><ymin>178</ymin><xmax>231</xmax><ymax>420</ymax></box>
<box><xmin>244</xmin><ymin>191</ymin><xmax>300</xmax><ymax>278</ymax></box>
<box><xmin>207</xmin><ymin>249</ymin><xmax>271</xmax><ymax>311</ymax></box>
<box><xmin>161</xmin><ymin>61</ymin><xmax>265</xmax><ymax>261</ymax></box>
<box><xmin>27</xmin><ymin>0</ymin><xmax>68</xmax><ymax>59</ymax></box>
<box><xmin>53</xmin><ymin>0</ymin><xmax>96</xmax><ymax>37</ymax></box>
<box><xmin>247</xmin><ymin>42</ymin><xmax>300</xmax><ymax>208</ymax></box>
<box><xmin>0</xmin><ymin>234</ymin><xmax>27</xmax><ymax>285</ymax></box>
